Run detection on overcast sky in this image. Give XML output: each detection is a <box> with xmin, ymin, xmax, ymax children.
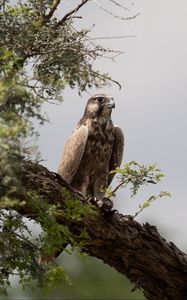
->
<box><xmin>36</xmin><ymin>1</ymin><xmax>187</xmax><ymax>250</ymax></box>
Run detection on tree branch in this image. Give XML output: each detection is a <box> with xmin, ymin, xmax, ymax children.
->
<box><xmin>93</xmin><ymin>0</ymin><xmax>140</xmax><ymax>21</ymax></box>
<box><xmin>44</xmin><ymin>0</ymin><xmax>61</xmax><ymax>20</ymax></box>
<box><xmin>55</xmin><ymin>0</ymin><xmax>90</xmax><ymax>27</ymax></box>
<box><xmin>5</xmin><ymin>161</ymin><xmax>187</xmax><ymax>299</ymax></box>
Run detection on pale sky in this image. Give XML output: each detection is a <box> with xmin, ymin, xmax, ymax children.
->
<box><xmin>34</xmin><ymin>1</ymin><xmax>187</xmax><ymax>250</ymax></box>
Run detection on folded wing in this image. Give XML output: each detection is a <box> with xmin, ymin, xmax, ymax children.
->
<box><xmin>57</xmin><ymin>125</ymin><xmax>88</xmax><ymax>184</ymax></box>
<box><xmin>108</xmin><ymin>125</ymin><xmax>124</xmax><ymax>186</ymax></box>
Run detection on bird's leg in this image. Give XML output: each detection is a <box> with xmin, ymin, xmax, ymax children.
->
<box><xmin>89</xmin><ymin>178</ymin><xmax>113</xmax><ymax>210</ymax></box>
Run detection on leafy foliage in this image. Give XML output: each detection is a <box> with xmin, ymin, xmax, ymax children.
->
<box><xmin>0</xmin><ymin>188</ymin><xmax>96</xmax><ymax>295</ymax></box>
<box><xmin>133</xmin><ymin>190</ymin><xmax>171</xmax><ymax>218</ymax></box>
<box><xmin>110</xmin><ymin>161</ymin><xmax>164</xmax><ymax>196</ymax></box>
<box><xmin>0</xmin><ymin>0</ymin><xmax>111</xmax><ymax>101</ymax></box>
<box><xmin>0</xmin><ymin>210</ymin><xmax>42</xmax><ymax>295</ymax></box>
<box><xmin>106</xmin><ymin>161</ymin><xmax>171</xmax><ymax>216</ymax></box>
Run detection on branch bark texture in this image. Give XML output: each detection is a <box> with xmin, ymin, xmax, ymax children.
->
<box><xmin>13</xmin><ymin>162</ymin><xmax>187</xmax><ymax>299</ymax></box>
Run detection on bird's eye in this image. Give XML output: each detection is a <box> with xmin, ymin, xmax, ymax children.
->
<box><xmin>96</xmin><ymin>97</ymin><xmax>103</xmax><ymax>102</ymax></box>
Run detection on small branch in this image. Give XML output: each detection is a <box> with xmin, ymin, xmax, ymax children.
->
<box><xmin>109</xmin><ymin>0</ymin><xmax>130</xmax><ymax>12</ymax></box>
<box><xmin>133</xmin><ymin>191</ymin><xmax>171</xmax><ymax>220</ymax></box>
<box><xmin>93</xmin><ymin>0</ymin><xmax>140</xmax><ymax>21</ymax></box>
<box><xmin>90</xmin><ymin>35</ymin><xmax>136</xmax><ymax>40</ymax></box>
<box><xmin>85</xmin><ymin>68</ymin><xmax>122</xmax><ymax>90</ymax></box>
<box><xmin>55</xmin><ymin>0</ymin><xmax>90</xmax><ymax>27</ymax></box>
<box><xmin>111</xmin><ymin>181</ymin><xmax>126</xmax><ymax>195</ymax></box>
<box><xmin>132</xmin><ymin>207</ymin><xmax>143</xmax><ymax>220</ymax></box>
<box><xmin>44</xmin><ymin>0</ymin><xmax>61</xmax><ymax>20</ymax></box>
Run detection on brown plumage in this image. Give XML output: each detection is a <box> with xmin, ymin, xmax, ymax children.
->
<box><xmin>57</xmin><ymin>94</ymin><xmax>124</xmax><ymax>199</ymax></box>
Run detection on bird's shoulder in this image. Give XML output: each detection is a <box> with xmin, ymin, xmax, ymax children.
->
<box><xmin>114</xmin><ymin>125</ymin><xmax>124</xmax><ymax>140</ymax></box>
<box><xmin>107</xmin><ymin>125</ymin><xmax>124</xmax><ymax>185</ymax></box>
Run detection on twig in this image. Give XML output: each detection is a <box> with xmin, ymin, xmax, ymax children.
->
<box><xmin>55</xmin><ymin>0</ymin><xmax>90</xmax><ymax>27</ymax></box>
<box><xmin>0</xmin><ymin>0</ymin><xmax>5</xmax><ymax>11</ymax></box>
<box><xmin>111</xmin><ymin>181</ymin><xmax>126</xmax><ymax>195</ymax></box>
<box><xmin>90</xmin><ymin>35</ymin><xmax>136</xmax><ymax>40</ymax></box>
<box><xmin>86</xmin><ymin>68</ymin><xmax>122</xmax><ymax>90</ymax></box>
<box><xmin>44</xmin><ymin>0</ymin><xmax>61</xmax><ymax>20</ymax></box>
<box><xmin>93</xmin><ymin>0</ymin><xmax>140</xmax><ymax>21</ymax></box>
<box><xmin>132</xmin><ymin>207</ymin><xmax>143</xmax><ymax>219</ymax></box>
<box><xmin>109</xmin><ymin>0</ymin><xmax>130</xmax><ymax>12</ymax></box>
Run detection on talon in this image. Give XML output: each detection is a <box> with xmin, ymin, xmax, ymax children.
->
<box><xmin>102</xmin><ymin>197</ymin><xmax>113</xmax><ymax>210</ymax></box>
<box><xmin>86</xmin><ymin>195</ymin><xmax>96</xmax><ymax>204</ymax></box>
<box><xmin>95</xmin><ymin>199</ymin><xmax>103</xmax><ymax>208</ymax></box>
<box><xmin>86</xmin><ymin>195</ymin><xmax>113</xmax><ymax>210</ymax></box>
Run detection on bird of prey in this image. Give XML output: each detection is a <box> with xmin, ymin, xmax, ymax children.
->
<box><xmin>57</xmin><ymin>94</ymin><xmax>124</xmax><ymax>202</ymax></box>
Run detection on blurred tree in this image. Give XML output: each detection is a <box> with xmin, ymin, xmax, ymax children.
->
<box><xmin>1</xmin><ymin>252</ymin><xmax>145</xmax><ymax>300</ymax></box>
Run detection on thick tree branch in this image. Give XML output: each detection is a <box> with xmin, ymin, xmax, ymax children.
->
<box><xmin>6</xmin><ymin>161</ymin><xmax>187</xmax><ymax>299</ymax></box>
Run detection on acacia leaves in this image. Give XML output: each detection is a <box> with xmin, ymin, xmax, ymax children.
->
<box><xmin>110</xmin><ymin>161</ymin><xmax>164</xmax><ymax>196</ymax></box>
<box><xmin>107</xmin><ymin>161</ymin><xmax>171</xmax><ymax>216</ymax></box>
<box><xmin>0</xmin><ymin>0</ymin><xmax>112</xmax><ymax>101</ymax></box>
<box><xmin>0</xmin><ymin>187</ymin><xmax>96</xmax><ymax>295</ymax></box>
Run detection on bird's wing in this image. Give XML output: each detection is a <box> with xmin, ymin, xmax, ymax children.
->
<box><xmin>57</xmin><ymin>125</ymin><xmax>88</xmax><ymax>184</ymax></box>
<box><xmin>108</xmin><ymin>125</ymin><xmax>124</xmax><ymax>186</ymax></box>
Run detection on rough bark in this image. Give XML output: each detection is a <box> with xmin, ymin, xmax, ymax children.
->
<box><xmin>8</xmin><ymin>162</ymin><xmax>187</xmax><ymax>299</ymax></box>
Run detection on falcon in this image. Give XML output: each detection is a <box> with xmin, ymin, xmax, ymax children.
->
<box><xmin>57</xmin><ymin>94</ymin><xmax>124</xmax><ymax>202</ymax></box>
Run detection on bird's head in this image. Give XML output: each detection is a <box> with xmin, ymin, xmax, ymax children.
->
<box><xmin>84</xmin><ymin>94</ymin><xmax>115</xmax><ymax>118</ymax></box>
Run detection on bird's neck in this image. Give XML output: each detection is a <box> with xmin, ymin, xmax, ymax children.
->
<box><xmin>81</xmin><ymin>116</ymin><xmax>112</xmax><ymax>129</ymax></box>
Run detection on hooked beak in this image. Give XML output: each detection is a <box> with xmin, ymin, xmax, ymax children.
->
<box><xmin>105</xmin><ymin>98</ymin><xmax>115</xmax><ymax>109</ymax></box>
